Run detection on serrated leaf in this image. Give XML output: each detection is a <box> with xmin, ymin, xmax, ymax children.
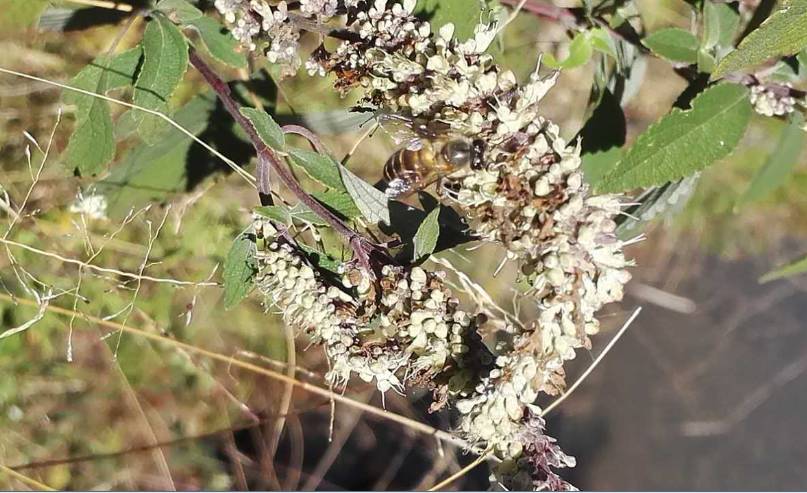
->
<box><xmin>222</xmin><ymin>232</ymin><xmax>258</xmax><ymax>309</ymax></box>
<box><xmin>240</xmin><ymin>107</ymin><xmax>285</xmax><ymax>150</ymax></box>
<box><xmin>413</xmin><ymin>207</ymin><xmax>440</xmax><ymax>260</ymax></box>
<box><xmin>598</xmin><ymin>83</ymin><xmax>752</xmax><ymax>192</ymax></box>
<box><xmin>544</xmin><ymin>31</ymin><xmax>594</xmax><ymax>69</ymax></box>
<box><xmin>297</xmin><ymin>243</ymin><xmax>342</xmax><ymax>273</ymax></box>
<box><xmin>583</xmin><ymin>147</ymin><xmax>623</xmax><ymax>186</ymax></box>
<box><xmin>157</xmin><ymin>0</ymin><xmax>246</xmax><ymax>68</ymax></box>
<box><xmin>312</xmin><ymin>190</ymin><xmax>362</xmax><ymax>219</ymax></box>
<box><xmin>155</xmin><ymin>0</ymin><xmax>203</xmax><ymax>22</ymax></box>
<box><xmin>96</xmin><ymin>95</ymin><xmax>217</xmax><ymax>217</ymax></box>
<box><xmin>132</xmin><ymin>14</ymin><xmax>189</xmax><ymax>144</ymax></box>
<box><xmin>760</xmin><ymin>253</ymin><xmax>807</xmax><ymax>282</ymax></box>
<box><xmin>254</xmin><ymin>205</ymin><xmax>291</xmax><ymax>224</ymax></box>
<box><xmin>339</xmin><ymin>167</ymin><xmax>391</xmax><ymax>225</ymax></box>
<box><xmin>737</xmin><ymin>114</ymin><xmax>805</xmax><ymax>207</ymax></box>
<box><xmin>702</xmin><ymin>2</ymin><xmax>739</xmax><ymax>50</ymax></box>
<box><xmin>186</xmin><ymin>15</ymin><xmax>248</xmax><ymax>69</ymax></box>
<box><xmin>713</xmin><ymin>0</ymin><xmax>807</xmax><ymax>78</ymax></box>
<box><xmin>643</xmin><ymin>27</ymin><xmax>699</xmax><ymax>63</ymax></box>
<box><xmin>288</xmin><ymin>148</ymin><xmax>345</xmax><ymax>190</ymax></box>
<box><xmin>64</xmin><ymin>47</ymin><xmax>143</xmax><ymax>175</ymax></box>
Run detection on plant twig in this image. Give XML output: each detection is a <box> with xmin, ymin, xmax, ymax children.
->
<box><xmin>0</xmin><ymin>238</ymin><xmax>218</xmax><ymax>287</ymax></box>
<box><xmin>0</xmin><ymin>293</ymin><xmax>477</xmax><ymax>453</ymax></box>
<box><xmin>188</xmin><ymin>50</ymin><xmax>382</xmax><ymax>272</ymax></box>
<box><xmin>0</xmin><ymin>67</ymin><xmax>256</xmax><ymax>187</ymax></box>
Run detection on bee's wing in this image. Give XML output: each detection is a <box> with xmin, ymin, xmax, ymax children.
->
<box><xmin>376</xmin><ymin>113</ymin><xmax>435</xmax><ymax>151</ymax></box>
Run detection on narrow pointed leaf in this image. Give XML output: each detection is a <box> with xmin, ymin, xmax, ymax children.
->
<box><xmin>713</xmin><ymin>0</ymin><xmax>807</xmax><ymax>78</ymax></box>
<box><xmin>413</xmin><ymin>207</ymin><xmax>440</xmax><ymax>260</ymax></box>
<box><xmin>760</xmin><ymin>253</ymin><xmax>807</xmax><ymax>283</ymax></box>
<box><xmin>738</xmin><ymin>115</ymin><xmax>805</xmax><ymax>206</ymax></box>
<box><xmin>240</xmin><ymin>107</ymin><xmax>285</xmax><ymax>150</ymax></box>
<box><xmin>223</xmin><ymin>232</ymin><xmax>258</xmax><ymax>309</ymax></box>
<box><xmin>312</xmin><ymin>190</ymin><xmax>362</xmax><ymax>219</ymax></box>
<box><xmin>598</xmin><ymin>83</ymin><xmax>752</xmax><ymax>192</ymax></box>
<box><xmin>642</xmin><ymin>28</ymin><xmax>699</xmax><ymax>63</ymax></box>
<box><xmin>288</xmin><ymin>148</ymin><xmax>345</xmax><ymax>190</ymax></box>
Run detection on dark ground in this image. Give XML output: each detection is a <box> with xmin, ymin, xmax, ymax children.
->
<box><xmin>550</xmin><ymin>253</ymin><xmax>807</xmax><ymax>491</ymax></box>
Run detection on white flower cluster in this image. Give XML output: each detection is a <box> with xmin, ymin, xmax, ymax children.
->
<box><xmin>69</xmin><ymin>191</ymin><xmax>108</xmax><ymax>220</ymax></box>
<box><xmin>254</xmin><ymin>218</ymin><xmax>475</xmax><ymax>393</ymax></box>
<box><xmin>491</xmin><ymin>412</ymin><xmax>577</xmax><ymax>491</ymax></box>
<box><xmin>219</xmin><ymin>1</ymin><xmax>634</xmax><ymax>487</ymax></box>
<box><xmin>749</xmin><ymin>83</ymin><xmax>797</xmax><ymax>117</ymax></box>
<box><xmin>305</xmin><ymin>2</ymin><xmax>633</xmax><ymax>487</ymax></box>
<box><xmin>213</xmin><ymin>0</ymin><xmax>336</xmax><ymax>76</ymax></box>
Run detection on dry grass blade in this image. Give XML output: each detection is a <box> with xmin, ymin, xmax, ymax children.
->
<box><xmin>0</xmin><ymin>293</ymin><xmax>475</xmax><ymax>451</ymax></box>
<box><xmin>0</xmin><ymin>67</ymin><xmax>256</xmax><ymax>187</ymax></box>
<box><xmin>427</xmin><ymin>448</ymin><xmax>494</xmax><ymax>491</ymax></box>
<box><xmin>0</xmin><ymin>238</ymin><xmax>218</xmax><ymax>287</ymax></box>
<box><xmin>0</xmin><ymin>464</ymin><xmax>56</xmax><ymax>491</ymax></box>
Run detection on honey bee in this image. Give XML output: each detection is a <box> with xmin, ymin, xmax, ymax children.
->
<box><xmin>378</xmin><ymin>116</ymin><xmax>486</xmax><ymax>198</ymax></box>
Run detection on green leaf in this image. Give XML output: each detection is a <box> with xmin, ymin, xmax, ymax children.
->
<box><xmin>760</xmin><ymin>253</ymin><xmax>807</xmax><ymax>283</ymax></box>
<box><xmin>415</xmin><ymin>0</ymin><xmax>484</xmax><ymax>41</ymax></box>
<box><xmin>589</xmin><ymin>27</ymin><xmax>618</xmax><ymax>59</ymax></box>
<box><xmin>240</xmin><ymin>107</ymin><xmax>285</xmax><ymax>150</ymax></box>
<box><xmin>157</xmin><ymin>0</ymin><xmax>246</xmax><ymax>68</ymax></box>
<box><xmin>186</xmin><ymin>16</ymin><xmax>247</xmax><ymax>69</ymax></box>
<box><xmin>713</xmin><ymin>0</ymin><xmax>807</xmax><ymax>78</ymax></box>
<box><xmin>339</xmin><ymin>167</ymin><xmax>391</xmax><ymax>225</ymax></box>
<box><xmin>297</xmin><ymin>243</ymin><xmax>342</xmax><ymax>273</ymax></box>
<box><xmin>579</xmin><ymin>89</ymin><xmax>626</xmax><ymax>186</ymax></box>
<box><xmin>132</xmin><ymin>13</ymin><xmax>189</xmax><ymax>144</ymax></box>
<box><xmin>544</xmin><ymin>31</ymin><xmax>594</xmax><ymax>69</ymax></box>
<box><xmin>598</xmin><ymin>83</ymin><xmax>752</xmax><ymax>192</ymax></box>
<box><xmin>583</xmin><ymin>147</ymin><xmax>623</xmax><ymax>186</ymax></box>
<box><xmin>222</xmin><ymin>232</ymin><xmax>258</xmax><ymax>309</ymax></box>
<box><xmin>155</xmin><ymin>0</ymin><xmax>204</xmax><ymax>22</ymax></box>
<box><xmin>798</xmin><ymin>47</ymin><xmax>807</xmax><ymax>76</ymax></box>
<box><xmin>702</xmin><ymin>2</ymin><xmax>739</xmax><ymax>50</ymax></box>
<box><xmin>288</xmin><ymin>148</ymin><xmax>345</xmax><ymax>190</ymax></box>
<box><xmin>737</xmin><ymin>114</ymin><xmax>805</xmax><ymax>207</ymax></box>
<box><xmin>697</xmin><ymin>48</ymin><xmax>717</xmax><ymax>73</ymax></box>
<box><xmin>312</xmin><ymin>190</ymin><xmax>362</xmax><ymax>219</ymax></box>
<box><xmin>642</xmin><ymin>28</ymin><xmax>699</xmax><ymax>63</ymax></box>
<box><xmin>413</xmin><ymin>207</ymin><xmax>440</xmax><ymax>260</ymax></box>
<box><xmin>254</xmin><ymin>205</ymin><xmax>291</xmax><ymax>224</ymax></box>
<box><xmin>64</xmin><ymin>47</ymin><xmax>143</xmax><ymax>175</ymax></box>
<box><xmin>96</xmin><ymin>95</ymin><xmax>217</xmax><ymax>218</ymax></box>
<box><xmin>0</xmin><ymin>0</ymin><xmax>49</xmax><ymax>31</ymax></box>
<box><xmin>255</xmin><ymin>204</ymin><xmax>327</xmax><ymax>226</ymax></box>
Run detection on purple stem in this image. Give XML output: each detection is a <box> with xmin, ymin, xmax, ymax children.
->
<box><xmin>282</xmin><ymin>124</ymin><xmax>330</xmax><ymax>154</ymax></box>
<box><xmin>189</xmin><ymin>50</ymin><xmax>378</xmax><ymax>270</ymax></box>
